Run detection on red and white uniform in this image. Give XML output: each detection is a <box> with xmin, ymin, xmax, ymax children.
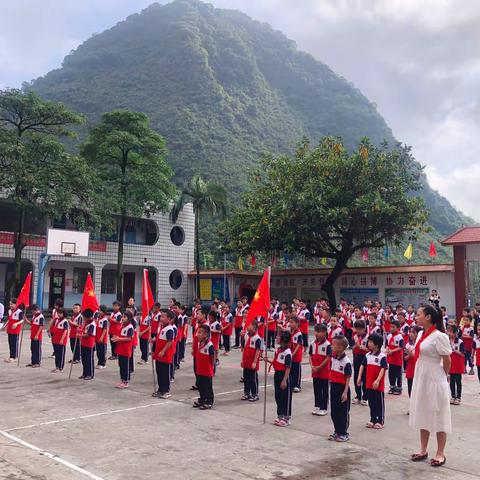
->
<box><xmin>109</xmin><ymin>311</ymin><xmax>122</xmax><ymax>337</ymax></box>
<box><xmin>196</xmin><ymin>340</ymin><xmax>215</xmax><ymax>377</ymax></box>
<box><xmin>151</xmin><ymin>311</ymin><xmax>161</xmax><ymax>338</ymax></box>
<box><xmin>234</xmin><ymin>306</ymin><xmax>243</xmax><ymax>329</ymax></box>
<box><xmin>242</xmin><ymin>332</ymin><xmax>262</xmax><ymax>371</ymax></box>
<box><xmin>52</xmin><ymin>317</ymin><xmax>69</xmax><ymax>346</ymax></box>
<box><xmin>406</xmin><ymin>312</ymin><xmax>415</xmax><ymax>326</ymax></box>
<box><xmin>330</xmin><ymin>353</ymin><xmax>352</xmax><ymax>385</ymax></box>
<box><xmin>327</xmin><ymin>325</ymin><xmax>343</xmax><ymax>343</ymax></box>
<box><xmin>367</xmin><ymin>324</ymin><xmax>381</xmax><ymax>336</ymax></box>
<box><xmin>192</xmin><ymin>320</ymin><xmax>209</xmax><ymax>357</ymax></box>
<box><xmin>290</xmin><ymin>329</ymin><xmax>303</xmax><ymax>363</ymax></box>
<box><xmin>272</xmin><ymin>347</ymin><xmax>292</xmax><ymax>371</ymax></box>
<box><xmin>81</xmin><ymin>321</ymin><xmax>96</xmax><ymax>348</ymax></box>
<box><xmin>96</xmin><ymin>315</ymin><xmax>108</xmax><ymax>344</ymax></box>
<box><xmin>222</xmin><ymin>313</ymin><xmax>233</xmax><ymax>337</ymax></box>
<box><xmin>386</xmin><ymin>332</ymin><xmax>404</xmax><ymax>366</ymax></box>
<box><xmin>352</xmin><ymin>333</ymin><xmax>368</xmax><ymax>357</ymax></box>
<box><xmin>298</xmin><ymin>308</ymin><xmax>310</xmax><ymax>336</ymax></box>
<box><xmin>474</xmin><ymin>336</ymin><xmax>480</xmax><ymax>367</ymax></box>
<box><xmin>210</xmin><ymin>319</ymin><xmax>222</xmax><ymax>350</ymax></box>
<box><xmin>6</xmin><ymin>308</ymin><xmax>23</xmax><ymax>335</ymax></box>
<box><xmin>69</xmin><ymin>313</ymin><xmax>83</xmax><ymax>339</ymax></box>
<box><xmin>309</xmin><ymin>338</ymin><xmax>331</xmax><ymax>379</ymax></box>
<box><xmin>140</xmin><ymin>315</ymin><xmax>151</xmax><ymax>340</ymax></box>
<box><xmin>449</xmin><ymin>338</ymin><xmax>464</xmax><ymax>374</ymax></box>
<box><xmin>461</xmin><ymin>326</ymin><xmax>474</xmax><ymax>352</ymax></box>
<box><xmin>405</xmin><ymin>342</ymin><xmax>416</xmax><ymax>380</ymax></box>
<box><xmin>30</xmin><ymin>313</ymin><xmax>45</xmax><ymax>341</ymax></box>
<box><xmin>116</xmin><ymin>323</ymin><xmax>134</xmax><ymax>358</ymax></box>
<box><xmin>153</xmin><ymin>324</ymin><xmax>175</xmax><ymax>363</ymax></box>
<box><xmin>363</xmin><ymin>351</ymin><xmax>388</xmax><ymax>391</ymax></box>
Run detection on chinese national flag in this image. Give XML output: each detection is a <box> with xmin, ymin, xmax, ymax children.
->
<box><xmin>81</xmin><ymin>272</ymin><xmax>99</xmax><ymax>312</ymax></box>
<box><xmin>17</xmin><ymin>271</ymin><xmax>32</xmax><ymax>308</ymax></box>
<box><xmin>245</xmin><ymin>268</ymin><xmax>271</xmax><ymax>327</ymax></box>
<box><xmin>429</xmin><ymin>241</ymin><xmax>437</xmax><ymax>258</ymax></box>
<box><xmin>251</xmin><ymin>254</ymin><xmax>256</xmax><ymax>267</ymax></box>
<box><xmin>142</xmin><ymin>269</ymin><xmax>154</xmax><ymax>315</ymax></box>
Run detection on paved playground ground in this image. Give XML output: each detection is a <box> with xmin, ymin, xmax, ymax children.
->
<box><xmin>0</xmin><ymin>331</ymin><xmax>479</xmax><ymax>480</ymax></box>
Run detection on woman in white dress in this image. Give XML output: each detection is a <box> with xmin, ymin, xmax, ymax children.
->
<box><xmin>409</xmin><ymin>305</ymin><xmax>451</xmax><ymax>467</ymax></box>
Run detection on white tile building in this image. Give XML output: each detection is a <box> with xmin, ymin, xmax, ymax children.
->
<box><xmin>0</xmin><ymin>202</ymin><xmax>194</xmax><ymax>310</ymax></box>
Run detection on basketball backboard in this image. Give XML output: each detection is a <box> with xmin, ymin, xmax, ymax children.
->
<box><xmin>47</xmin><ymin>229</ymin><xmax>90</xmax><ymax>257</ymax></box>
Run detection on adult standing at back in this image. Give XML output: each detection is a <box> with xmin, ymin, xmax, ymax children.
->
<box><xmin>409</xmin><ymin>305</ymin><xmax>451</xmax><ymax>467</ymax></box>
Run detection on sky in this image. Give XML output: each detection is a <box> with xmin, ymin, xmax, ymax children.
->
<box><xmin>1</xmin><ymin>0</ymin><xmax>479</xmax><ymax>220</ymax></box>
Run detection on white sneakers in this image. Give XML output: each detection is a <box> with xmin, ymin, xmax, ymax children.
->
<box><xmin>312</xmin><ymin>407</ymin><xmax>327</xmax><ymax>416</ymax></box>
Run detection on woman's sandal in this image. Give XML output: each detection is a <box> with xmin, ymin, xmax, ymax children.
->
<box><xmin>430</xmin><ymin>457</ymin><xmax>446</xmax><ymax>467</ymax></box>
<box><xmin>410</xmin><ymin>453</ymin><xmax>428</xmax><ymax>462</ymax></box>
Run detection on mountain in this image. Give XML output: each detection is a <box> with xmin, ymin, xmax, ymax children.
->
<box><xmin>28</xmin><ymin>0</ymin><xmax>469</xmax><ymax>261</ymax></box>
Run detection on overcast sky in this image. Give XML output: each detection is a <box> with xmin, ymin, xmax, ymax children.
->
<box><xmin>1</xmin><ymin>0</ymin><xmax>478</xmax><ymax>220</ymax></box>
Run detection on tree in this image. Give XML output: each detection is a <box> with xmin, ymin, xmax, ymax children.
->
<box><xmin>81</xmin><ymin>110</ymin><xmax>176</xmax><ymax>301</ymax></box>
<box><xmin>222</xmin><ymin>136</ymin><xmax>427</xmax><ymax>310</ymax></box>
<box><xmin>0</xmin><ymin>89</ymin><xmax>86</xmax><ymax>297</ymax></box>
<box><xmin>171</xmin><ymin>175</ymin><xmax>227</xmax><ymax>298</ymax></box>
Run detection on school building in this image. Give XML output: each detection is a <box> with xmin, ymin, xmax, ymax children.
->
<box><xmin>0</xmin><ymin>199</ymin><xmax>194</xmax><ymax>309</ymax></box>
<box><xmin>190</xmin><ymin>264</ymin><xmax>456</xmax><ymax>314</ymax></box>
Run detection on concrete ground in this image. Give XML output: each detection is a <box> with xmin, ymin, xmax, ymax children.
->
<box><xmin>0</xmin><ymin>330</ymin><xmax>479</xmax><ymax>480</ymax></box>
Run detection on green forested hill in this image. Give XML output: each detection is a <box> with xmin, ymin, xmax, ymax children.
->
<box><xmin>28</xmin><ymin>0</ymin><xmax>469</xmax><ymax>262</ymax></box>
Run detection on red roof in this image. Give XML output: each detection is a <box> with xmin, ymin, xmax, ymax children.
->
<box><xmin>441</xmin><ymin>226</ymin><xmax>480</xmax><ymax>246</ymax></box>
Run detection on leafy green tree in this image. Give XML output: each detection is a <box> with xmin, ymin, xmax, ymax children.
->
<box><xmin>171</xmin><ymin>175</ymin><xmax>227</xmax><ymax>298</ymax></box>
<box><xmin>0</xmin><ymin>89</ymin><xmax>86</xmax><ymax>297</ymax></box>
<box><xmin>222</xmin><ymin>137</ymin><xmax>427</xmax><ymax>309</ymax></box>
<box><xmin>81</xmin><ymin>110</ymin><xmax>176</xmax><ymax>301</ymax></box>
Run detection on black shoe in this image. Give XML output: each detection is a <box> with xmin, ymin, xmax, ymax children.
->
<box><xmin>78</xmin><ymin>376</ymin><xmax>85</xmax><ymax>379</ymax></box>
<box><xmin>249</xmin><ymin>395</ymin><xmax>259</xmax><ymax>402</ymax></box>
<box><xmin>193</xmin><ymin>401</ymin><xmax>201</xmax><ymax>408</ymax></box>
<box><xmin>190</xmin><ymin>385</ymin><xmax>198</xmax><ymax>391</ymax></box>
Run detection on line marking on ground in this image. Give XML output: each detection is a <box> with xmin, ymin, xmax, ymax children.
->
<box><xmin>0</xmin><ymin>429</ymin><xmax>106</xmax><ymax>480</ymax></box>
<box><xmin>4</xmin><ymin>401</ymin><xmax>173</xmax><ymax>433</ymax></box>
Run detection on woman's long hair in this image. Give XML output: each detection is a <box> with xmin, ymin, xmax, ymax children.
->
<box><xmin>421</xmin><ymin>304</ymin><xmax>445</xmax><ymax>333</ymax></box>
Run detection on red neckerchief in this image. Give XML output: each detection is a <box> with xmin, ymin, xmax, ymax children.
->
<box><xmin>415</xmin><ymin>325</ymin><xmax>436</xmax><ymax>360</ymax></box>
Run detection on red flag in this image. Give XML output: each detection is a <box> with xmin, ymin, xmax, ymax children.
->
<box><xmin>142</xmin><ymin>268</ymin><xmax>154</xmax><ymax>315</ymax></box>
<box><xmin>271</xmin><ymin>253</ymin><xmax>276</xmax><ymax>266</ymax></box>
<box><xmin>81</xmin><ymin>272</ymin><xmax>99</xmax><ymax>312</ymax></box>
<box><xmin>429</xmin><ymin>241</ymin><xmax>437</xmax><ymax>258</ymax></box>
<box><xmin>361</xmin><ymin>248</ymin><xmax>369</xmax><ymax>262</ymax></box>
<box><xmin>245</xmin><ymin>268</ymin><xmax>271</xmax><ymax>327</ymax></box>
<box><xmin>16</xmin><ymin>271</ymin><xmax>32</xmax><ymax>308</ymax></box>
<box><xmin>251</xmin><ymin>254</ymin><xmax>256</xmax><ymax>267</ymax></box>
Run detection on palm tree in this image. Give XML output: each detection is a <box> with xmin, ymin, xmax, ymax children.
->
<box><xmin>171</xmin><ymin>175</ymin><xmax>227</xmax><ymax>297</ymax></box>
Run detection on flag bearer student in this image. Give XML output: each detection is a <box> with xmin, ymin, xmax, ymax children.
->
<box><xmin>385</xmin><ymin>320</ymin><xmax>405</xmax><ymax>395</ymax></box>
<box><xmin>221</xmin><ymin>304</ymin><xmax>233</xmax><ymax>356</ymax></box>
<box><xmin>95</xmin><ymin>305</ymin><xmax>108</xmax><ymax>369</ymax></box>
<box><xmin>233</xmin><ymin>300</ymin><xmax>244</xmax><ymax>348</ymax></box>
<box><xmin>25</xmin><ymin>304</ymin><xmax>44</xmax><ymax>368</ymax></box>
<box><xmin>309</xmin><ymin>324</ymin><xmax>332</xmax><ymax>416</ymax></box>
<box><xmin>138</xmin><ymin>306</ymin><xmax>152</xmax><ymax>365</ymax></box>
<box><xmin>49</xmin><ymin>298</ymin><xmax>63</xmax><ymax>357</ymax></box>
<box><xmin>357</xmin><ymin>333</ymin><xmax>388</xmax><ymax>429</ymax></box>
<box><xmin>4</xmin><ymin>298</ymin><xmax>24</xmax><ymax>363</ymax></box>
<box><xmin>152</xmin><ymin>310</ymin><xmax>175</xmax><ymax>399</ymax></box>
<box><xmin>108</xmin><ymin>300</ymin><xmax>122</xmax><ymax>360</ymax></box>
<box><xmin>329</xmin><ymin>335</ymin><xmax>352</xmax><ymax>442</ymax></box>
<box><xmin>271</xmin><ymin>330</ymin><xmax>293</xmax><ymax>427</ymax></box>
<box><xmin>267</xmin><ymin>303</ymin><xmax>278</xmax><ymax>351</ymax></box>
<box><xmin>241</xmin><ymin>319</ymin><xmax>263</xmax><ymax>402</ymax></box>
<box><xmin>209</xmin><ymin>310</ymin><xmax>222</xmax><ymax>366</ymax></box>
<box><xmin>190</xmin><ymin>307</ymin><xmax>209</xmax><ymax>391</ymax></box>
<box><xmin>78</xmin><ymin>309</ymin><xmax>96</xmax><ymax>380</ymax></box>
<box><xmin>447</xmin><ymin>325</ymin><xmax>464</xmax><ymax>405</ymax></box>
<box><xmin>289</xmin><ymin>316</ymin><xmax>304</xmax><ymax>393</ymax></box>
<box><xmin>111</xmin><ymin>310</ymin><xmax>135</xmax><ymax>389</ymax></box>
<box><xmin>194</xmin><ymin>324</ymin><xmax>215</xmax><ymax>410</ymax></box>
<box><xmin>68</xmin><ymin>304</ymin><xmax>83</xmax><ymax>364</ymax></box>
<box><xmin>352</xmin><ymin>320</ymin><xmax>369</xmax><ymax>405</ymax></box>
<box><xmin>51</xmin><ymin>308</ymin><xmax>69</xmax><ymax>373</ymax></box>
<box><xmin>298</xmin><ymin>299</ymin><xmax>310</xmax><ymax>353</ymax></box>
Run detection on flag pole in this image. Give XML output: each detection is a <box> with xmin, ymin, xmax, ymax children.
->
<box><xmin>263</xmin><ymin>266</ymin><xmax>271</xmax><ymax>425</ymax></box>
<box><xmin>16</xmin><ymin>326</ymin><xmax>24</xmax><ymax>367</ymax></box>
<box><xmin>68</xmin><ymin>336</ymin><xmax>79</xmax><ymax>381</ymax></box>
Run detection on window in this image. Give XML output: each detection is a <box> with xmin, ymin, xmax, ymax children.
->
<box><xmin>170</xmin><ymin>226</ymin><xmax>185</xmax><ymax>246</ymax></box>
<box><xmin>169</xmin><ymin>270</ymin><xmax>183</xmax><ymax>290</ymax></box>
<box><xmin>101</xmin><ymin>270</ymin><xmax>116</xmax><ymax>294</ymax></box>
<box><xmin>72</xmin><ymin>268</ymin><xmax>91</xmax><ymax>294</ymax></box>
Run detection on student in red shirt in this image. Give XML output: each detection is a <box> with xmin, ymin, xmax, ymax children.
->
<box><xmin>221</xmin><ymin>304</ymin><xmax>233</xmax><ymax>356</ymax></box>
<box><xmin>461</xmin><ymin>314</ymin><xmax>475</xmax><ymax>375</ymax></box>
<box><xmin>289</xmin><ymin>316</ymin><xmax>304</xmax><ymax>392</ymax></box>
<box><xmin>78</xmin><ymin>309</ymin><xmax>96</xmax><ymax>380</ymax></box>
<box><xmin>352</xmin><ymin>320</ymin><xmax>369</xmax><ymax>405</ymax></box>
<box><xmin>95</xmin><ymin>305</ymin><xmax>108</xmax><ymax>369</ymax></box>
<box><xmin>309</xmin><ymin>324</ymin><xmax>331</xmax><ymax>416</ymax></box>
<box><xmin>138</xmin><ymin>306</ymin><xmax>152</xmax><ymax>365</ymax></box>
<box><xmin>191</xmin><ymin>307</ymin><xmax>208</xmax><ymax>391</ymax></box>
<box><xmin>51</xmin><ymin>307</ymin><xmax>69</xmax><ymax>373</ymax></box>
<box><xmin>447</xmin><ymin>325</ymin><xmax>464</xmax><ymax>405</ymax></box>
<box><xmin>150</xmin><ymin>302</ymin><xmax>162</xmax><ymax>353</ymax></box>
<box><xmin>177</xmin><ymin>304</ymin><xmax>188</xmax><ymax>364</ymax></box>
<box><xmin>241</xmin><ymin>319</ymin><xmax>263</xmax><ymax>402</ymax></box>
<box><xmin>357</xmin><ymin>333</ymin><xmax>388</xmax><ymax>429</ymax></box>
<box><xmin>108</xmin><ymin>300</ymin><xmax>122</xmax><ymax>360</ymax></box>
<box><xmin>267</xmin><ymin>302</ymin><xmax>278</xmax><ymax>351</ymax></box>
<box><xmin>233</xmin><ymin>300</ymin><xmax>244</xmax><ymax>348</ymax></box>
<box><xmin>297</xmin><ymin>300</ymin><xmax>310</xmax><ymax>353</ymax></box>
<box><xmin>26</xmin><ymin>304</ymin><xmax>44</xmax><ymax>368</ymax></box>
<box><xmin>194</xmin><ymin>324</ymin><xmax>215</xmax><ymax>409</ymax></box>
<box><xmin>327</xmin><ymin>315</ymin><xmax>344</xmax><ymax>343</ymax></box>
<box><xmin>209</xmin><ymin>310</ymin><xmax>222</xmax><ymax>366</ymax></box>
<box><xmin>329</xmin><ymin>335</ymin><xmax>352</xmax><ymax>442</ymax></box>
<box><xmin>4</xmin><ymin>298</ymin><xmax>24</xmax><ymax>363</ymax></box>
<box><xmin>111</xmin><ymin>311</ymin><xmax>135</xmax><ymax>389</ymax></box>
<box><xmin>367</xmin><ymin>312</ymin><xmax>381</xmax><ymax>337</ymax></box>
<box><xmin>271</xmin><ymin>330</ymin><xmax>292</xmax><ymax>427</ymax></box>
<box><xmin>49</xmin><ymin>298</ymin><xmax>63</xmax><ymax>357</ymax></box>
<box><xmin>385</xmin><ymin>320</ymin><xmax>404</xmax><ymax>395</ymax></box>
<box><xmin>404</xmin><ymin>325</ymin><xmax>421</xmax><ymax>398</ymax></box>
<box><xmin>152</xmin><ymin>310</ymin><xmax>175</xmax><ymax>398</ymax></box>
<box><xmin>68</xmin><ymin>304</ymin><xmax>83</xmax><ymax>364</ymax></box>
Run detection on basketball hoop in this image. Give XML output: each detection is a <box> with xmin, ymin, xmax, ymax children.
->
<box><xmin>47</xmin><ymin>229</ymin><xmax>90</xmax><ymax>257</ymax></box>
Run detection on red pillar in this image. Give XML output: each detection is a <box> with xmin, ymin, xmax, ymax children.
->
<box><xmin>453</xmin><ymin>245</ymin><xmax>466</xmax><ymax>319</ymax></box>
